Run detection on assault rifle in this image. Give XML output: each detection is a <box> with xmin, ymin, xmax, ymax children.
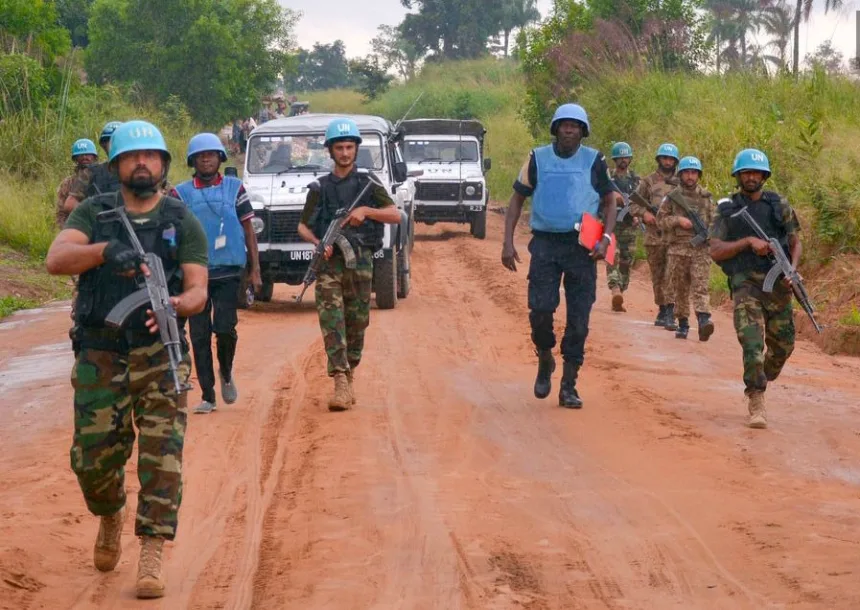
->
<box><xmin>666</xmin><ymin>191</ymin><xmax>709</xmax><ymax>247</ymax></box>
<box><xmin>99</xmin><ymin>205</ymin><xmax>191</xmax><ymax>394</ymax></box>
<box><xmin>731</xmin><ymin>207</ymin><xmax>823</xmax><ymax>334</ymax></box>
<box><xmin>295</xmin><ymin>170</ymin><xmax>384</xmax><ymax>303</ymax></box>
<box><xmin>616</xmin><ymin>193</ymin><xmax>646</xmax><ymax>234</ymax></box>
<box><xmin>629</xmin><ymin>190</ymin><xmax>658</xmax><ymax>233</ymax></box>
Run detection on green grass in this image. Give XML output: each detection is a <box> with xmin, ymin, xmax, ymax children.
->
<box><xmin>0</xmin><ymin>295</ymin><xmax>38</xmax><ymax>319</ymax></box>
<box><xmin>709</xmin><ymin>263</ymin><xmax>730</xmax><ymax>305</ymax></box>
<box><xmin>840</xmin><ymin>304</ymin><xmax>860</xmax><ymax>326</ymax></box>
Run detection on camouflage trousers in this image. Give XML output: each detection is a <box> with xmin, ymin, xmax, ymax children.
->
<box><xmin>666</xmin><ymin>250</ymin><xmax>711</xmax><ymax>319</ymax></box>
<box><xmin>70</xmin><ymin>342</ymin><xmax>191</xmax><ymax>540</ymax></box>
<box><xmin>645</xmin><ymin>244</ymin><xmax>670</xmax><ymax>306</ymax></box>
<box><xmin>732</xmin><ymin>284</ymin><xmax>795</xmax><ymax>395</ymax></box>
<box><xmin>315</xmin><ymin>247</ymin><xmax>373</xmax><ymax>376</ymax></box>
<box><xmin>606</xmin><ymin>226</ymin><xmax>637</xmax><ymax>292</ymax></box>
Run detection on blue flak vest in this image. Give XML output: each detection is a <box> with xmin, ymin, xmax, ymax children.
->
<box><xmin>175</xmin><ymin>176</ymin><xmax>246</xmax><ymax>269</ymax></box>
<box><xmin>530</xmin><ymin>144</ymin><xmax>600</xmax><ymax>232</ymax></box>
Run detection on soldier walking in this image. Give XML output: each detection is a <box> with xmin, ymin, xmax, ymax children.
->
<box><xmin>45</xmin><ymin>120</ymin><xmax>209</xmax><ymax>598</ymax></box>
<box><xmin>297</xmin><ymin>118</ymin><xmax>401</xmax><ymax>410</ymax></box>
<box><xmin>606</xmin><ymin>141</ymin><xmax>640</xmax><ymax>312</ymax></box>
<box><xmin>630</xmin><ymin>143</ymin><xmax>679</xmax><ymax>327</ymax></box>
<box><xmin>657</xmin><ymin>156</ymin><xmax>715</xmax><ymax>340</ymax></box>
<box><xmin>709</xmin><ymin>149</ymin><xmax>802</xmax><ymax>429</ymax></box>
<box><xmin>501</xmin><ymin>103</ymin><xmax>617</xmax><ymax>408</ymax></box>
<box><xmin>173</xmin><ymin>133</ymin><xmax>262</xmax><ymax>414</ymax></box>
<box><xmin>56</xmin><ymin>139</ymin><xmax>98</xmax><ymax>228</ymax></box>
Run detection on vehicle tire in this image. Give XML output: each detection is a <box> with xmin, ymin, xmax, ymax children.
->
<box><xmin>374</xmin><ymin>251</ymin><xmax>398</xmax><ymax>310</ymax></box>
<box><xmin>470</xmin><ymin>207</ymin><xmax>487</xmax><ymax>239</ymax></box>
<box><xmin>257</xmin><ymin>280</ymin><xmax>274</xmax><ymax>302</ymax></box>
<box><xmin>397</xmin><ymin>246</ymin><xmax>411</xmax><ymax>299</ymax></box>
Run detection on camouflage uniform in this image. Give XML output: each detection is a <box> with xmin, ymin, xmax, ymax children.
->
<box><xmin>630</xmin><ymin>171</ymin><xmax>679</xmax><ymax>306</ymax></box>
<box><xmin>316</xmin><ymin>248</ymin><xmax>374</xmax><ymax>375</ymax></box>
<box><xmin>710</xmin><ymin>193</ymin><xmax>800</xmax><ymax>394</ymax></box>
<box><xmin>55</xmin><ymin>166</ymin><xmax>91</xmax><ymax>228</ymax></box>
<box><xmin>606</xmin><ymin>170</ymin><xmax>640</xmax><ymax>293</ymax></box>
<box><xmin>71</xmin><ymin>342</ymin><xmax>191</xmax><ymax>538</ymax></box>
<box><xmin>658</xmin><ymin>185</ymin><xmax>714</xmax><ymax>320</ymax></box>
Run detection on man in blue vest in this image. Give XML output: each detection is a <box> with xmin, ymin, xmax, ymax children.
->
<box><xmin>173</xmin><ymin>133</ymin><xmax>262</xmax><ymax>414</ymax></box>
<box><xmin>501</xmin><ymin>103</ymin><xmax>618</xmax><ymax>408</ymax></box>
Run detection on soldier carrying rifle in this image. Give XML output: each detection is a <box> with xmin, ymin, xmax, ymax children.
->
<box><xmin>46</xmin><ymin>120</ymin><xmax>209</xmax><ymax>599</ymax></box>
<box><xmin>297</xmin><ymin>118</ymin><xmax>401</xmax><ymax>411</ymax></box>
<box><xmin>709</xmin><ymin>148</ymin><xmax>808</xmax><ymax>430</ymax></box>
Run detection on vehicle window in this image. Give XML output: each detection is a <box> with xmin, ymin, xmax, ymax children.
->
<box><xmin>246</xmin><ymin>133</ymin><xmax>385</xmax><ymax>174</ymax></box>
<box><xmin>403</xmin><ymin>140</ymin><xmax>479</xmax><ymax>163</ymax></box>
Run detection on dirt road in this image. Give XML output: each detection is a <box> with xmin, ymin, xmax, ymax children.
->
<box><xmin>3</xmin><ymin>213</ymin><xmax>860</xmax><ymax>609</ymax></box>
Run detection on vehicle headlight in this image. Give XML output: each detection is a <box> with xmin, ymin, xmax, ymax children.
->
<box><xmin>251</xmin><ymin>216</ymin><xmax>265</xmax><ymax>235</ymax></box>
<box><xmin>465</xmin><ymin>185</ymin><xmax>476</xmax><ymax>196</ymax></box>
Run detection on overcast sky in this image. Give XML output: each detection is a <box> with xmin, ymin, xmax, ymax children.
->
<box><xmin>280</xmin><ymin>0</ymin><xmax>860</xmax><ymax>64</ymax></box>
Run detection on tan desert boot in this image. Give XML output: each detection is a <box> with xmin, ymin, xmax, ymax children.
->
<box><xmin>748</xmin><ymin>391</ymin><xmax>767</xmax><ymax>429</ymax></box>
<box><xmin>328</xmin><ymin>373</ymin><xmax>351</xmax><ymax>411</ymax></box>
<box><xmin>136</xmin><ymin>536</ymin><xmax>165</xmax><ymax>599</ymax></box>
<box><xmin>94</xmin><ymin>505</ymin><xmax>126</xmax><ymax>571</ymax></box>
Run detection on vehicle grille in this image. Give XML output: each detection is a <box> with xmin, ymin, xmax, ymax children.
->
<box><xmin>416</xmin><ymin>181</ymin><xmax>460</xmax><ymax>201</ymax></box>
<box><xmin>265</xmin><ymin>210</ymin><xmax>303</xmax><ymax>244</ymax></box>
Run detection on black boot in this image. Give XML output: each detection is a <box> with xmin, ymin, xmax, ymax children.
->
<box><xmin>654</xmin><ymin>304</ymin><xmax>667</xmax><ymax>327</ymax></box>
<box><xmin>663</xmin><ymin>304</ymin><xmax>677</xmax><ymax>331</ymax></box>
<box><xmin>675</xmin><ymin>317</ymin><xmax>689</xmax><ymax>339</ymax></box>
<box><xmin>558</xmin><ymin>361</ymin><xmax>583</xmax><ymax>409</ymax></box>
<box><xmin>534</xmin><ymin>349</ymin><xmax>555</xmax><ymax>399</ymax></box>
<box><xmin>696</xmin><ymin>312</ymin><xmax>714</xmax><ymax>342</ymax></box>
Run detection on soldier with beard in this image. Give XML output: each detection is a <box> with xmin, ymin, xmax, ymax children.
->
<box><xmin>46</xmin><ymin>120</ymin><xmax>209</xmax><ymax>599</ymax></box>
<box><xmin>606</xmin><ymin>141</ymin><xmax>640</xmax><ymax>312</ymax></box>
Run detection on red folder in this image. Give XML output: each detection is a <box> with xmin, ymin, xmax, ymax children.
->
<box><xmin>577</xmin><ymin>213</ymin><xmax>616</xmax><ymax>265</ymax></box>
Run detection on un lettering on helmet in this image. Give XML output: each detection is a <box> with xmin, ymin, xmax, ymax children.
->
<box><xmin>130</xmin><ymin>126</ymin><xmax>156</xmax><ymax>139</ymax></box>
<box><xmin>751</xmin><ymin>152</ymin><xmax>765</xmax><ymax>162</ymax></box>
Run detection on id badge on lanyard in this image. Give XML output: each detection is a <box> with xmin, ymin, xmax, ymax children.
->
<box><xmin>214</xmin><ymin>220</ymin><xmax>226</xmax><ymax>250</ymax></box>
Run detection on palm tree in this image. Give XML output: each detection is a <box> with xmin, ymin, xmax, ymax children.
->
<box><xmin>498</xmin><ymin>0</ymin><xmax>541</xmax><ymax>57</ymax></box>
<box><xmin>760</xmin><ymin>1</ymin><xmax>795</xmax><ymax>73</ymax></box>
<box><xmin>792</xmin><ymin>0</ymin><xmax>843</xmax><ymax>76</ymax></box>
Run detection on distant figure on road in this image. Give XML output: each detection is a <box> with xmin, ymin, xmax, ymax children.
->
<box><xmin>56</xmin><ymin>139</ymin><xmax>98</xmax><ymax>228</ymax></box>
<box><xmin>630</xmin><ymin>143</ymin><xmax>680</xmax><ymax>328</ymax></box>
<box><xmin>173</xmin><ymin>133</ymin><xmax>262</xmax><ymax>414</ymax></box>
<box><xmin>657</xmin><ymin>156</ymin><xmax>715</xmax><ymax>340</ymax></box>
<box><xmin>501</xmin><ymin>103</ymin><xmax>618</xmax><ymax>409</ymax></box>
<box><xmin>297</xmin><ymin>118</ymin><xmax>401</xmax><ymax>411</ymax></box>
<box><xmin>45</xmin><ymin>121</ymin><xmax>209</xmax><ymax>599</ymax></box>
<box><xmin>606</xmin><ymin>141</ymin><xmax>640</xmax><ymax>312</ymax></box>
<box><xmin>709</xmin><ymin>148</ymin><xmax>802</xmax><ymax>429</ymax></box>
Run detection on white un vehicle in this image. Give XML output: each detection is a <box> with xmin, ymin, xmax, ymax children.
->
<box><xmin>400</xmin><ymin>119</ymin><xmax>491</xmax><ymax>239</ymax></box>
<box><xmin>243</xmin><ymin>114</ymin><xmax>417</xmax><ymax>309</ymax></box>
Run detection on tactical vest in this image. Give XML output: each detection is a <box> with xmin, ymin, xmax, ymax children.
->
<box><xmin>86</xmin><ymin>162</ymin><xmax>121</xmax><ymax>198</ymax></box>
<box><xmin>612</xmin><ymin>170</ymin><xmax>639</xmax><ymax>196</ymax></box>
<box><xmin>531</xmin><ymin>144</ymin><xmax>600</xmax><ymax>232</ymax></box>
<box><xmin>75</xmin><ymin>194</ymin><xmax>185</xmax><ymax>334</ymax></box>
<box><xmin>175</xmin><ymin>176</ymin><xmax>246</xmax><ymax>269</ymax></box>
<box><xmin>716</xmin><ymin>191</ymin><xmax>789</xmax><ymax>277</ymax></box>
<box><xmin>312</xmin><ymin>170</ymin><xmax>384</xmax><ymax>250</ymax></box>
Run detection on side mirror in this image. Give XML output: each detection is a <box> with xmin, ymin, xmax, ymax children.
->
<box><xmin>394</xmin><ymin>161</ymin><xmax>408</xmax><ymax>183</ymax></box>
<box><xmin>225</xmin><ymin>166</ymin><xmax>239</xmax><ymax>177</ymax></box>
<box><xmin>483</xmin><ymin>158</ymin><xmax>492</xmax><ymax>172</ymax></box>
<box><xmin>407</xmin><ymin>169</ymin><xmax>424</xmax><ymax>178</ymax></box>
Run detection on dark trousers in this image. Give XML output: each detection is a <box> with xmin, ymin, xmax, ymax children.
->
<box><xmin>527</xmin><ymin>233</ymin><xmax>597</xmax><ymax>366</ymax></box>
<box><xmin>189</xmin><ymin>276</ymin><xmax>240</xmax><ymax>403</ymax></box>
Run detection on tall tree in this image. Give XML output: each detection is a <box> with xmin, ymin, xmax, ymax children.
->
<box><xmin>498</xmin><ymin>0</ymin><xmax>541</xmax><ymax>57</ymax></box>
<box><xmin>0</xmin><ymin>0</ymin><xmax>71</xmax><ymax>62</ymax></box>
<box><xmin>792</xmin><ymin>0</ymin><xmax>842</xmax><ymax>77</ymax></box>
<box><xmin>370</xmin><ymin>24</ymin><xmax>421</xmax><ymax>80</ymax></box>
<box><xmin>55</xmin><ymin>0</ymin><xmax>96</xmax><ymax>47</ymax></box>
<box><xmin>86</xmin><ymin>0</ymin><xmax>298</xmax><ymax>127</ymax></box>
<box><xmin>285</xmin><ymin>41</ymin><xmax>352</xmax><ymax>91</ymax></box>
<box><xmin>400</xmin><ymin>0</ymin><xmax>504</xmax><ymax>60</ymax></box>
<box><xmin>760</xmin><ymin>1</ymin><xmax>794</xmax><ymax>72</ymax></box>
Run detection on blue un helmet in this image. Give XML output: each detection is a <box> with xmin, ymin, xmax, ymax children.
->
<box><xmin>678</xmin><ymin>156</ymin><xmax>703</xmax><ymax>174</ymax></box>
<box><xmin>99</xmin><ymin>121</ymin><xmax>122</xmax><ymax>143</ymax></box>
<box><xmin>611</xmin><ymin>141</ymin><xmax>633</xmax><ymax>159</ymax></box>
<box><xmin>108</xmin><ymin>120</ymin><xmax>171</xmax><ymax>164</ymax></box>
<box><xmin>71</xmin><ymin>138</ymin><xmax>97</xmax><ymax>160</ymax></box>
<box><xmin>655</xmin><ymin>142</ymin><xmax>680</xmax><ymax>161</ymax></box>
<box><xmin>186</xmin><ymin>132</ymin><xmax>228</xmax><ymax>167</ymax></box>
<box><xmin>731</xmin><ymin>148</ymin><xmax>771</xmax><ymax>179</ymax></box>
<box><xmin>324</xmin><ymin>118</ymin><xmax>362</xmax><ymax>147</ymax></box>
<box><xmin>550</xmin><ymin>103</ymin><xmax>590</xmax><ymax>137</ymax></box>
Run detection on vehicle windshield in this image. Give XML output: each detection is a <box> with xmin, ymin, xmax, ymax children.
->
<box><xmin>403</xmin><ymin>139</ymin><xmax>479</xmax><ymax>163</ymax></box>
<box><xmin>246</xmin><ymin>133</ymin><xmax>385</xmax><ymax>174</ymax></box>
